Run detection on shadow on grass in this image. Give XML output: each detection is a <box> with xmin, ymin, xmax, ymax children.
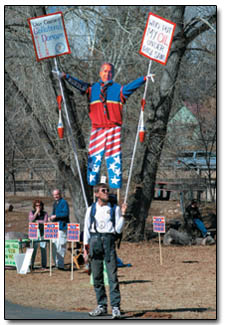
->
<box><xmin>119</xmin><ymin>280</ymin><xmax>152</xmax><ymax>285</ymax></box>
<box><xmin>122</xmin><ymin>307</ymin><xmax>215</xmax><ymax>319</ymax></box>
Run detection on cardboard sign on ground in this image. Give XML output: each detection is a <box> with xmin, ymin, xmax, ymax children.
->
<box><xmin>14</xmin><ymin>248</ymin><xmax>34</xmax><ymax>274</ymax></box>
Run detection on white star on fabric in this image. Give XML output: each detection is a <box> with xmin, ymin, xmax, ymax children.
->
<box><xmin>109</xmin><ymin>162</ymin><xmax>117</xmax><ymax>172</ymax></box>
<box><xmin>95</xmin><ymin>154</ymin><xmax>102</xmax><ymax>162</ymax></box>
<box><xmin>89</xmin><ymin>174</ymin><xmax>96</xmax><ymax>183</ymax></box>
<box><xmin>111</xmin><ymin>176</ymin><xmax>120</xmax><ymax>184</ymax></box>
<box><xmin>114</xmin><ymin>168</ymin><xmax>121</xmax><ymax>176</ymax></box>
<box><xmin>114</xmin><ymin>156</ymin><xmax>121</xmax><ymax>164</ymax></box>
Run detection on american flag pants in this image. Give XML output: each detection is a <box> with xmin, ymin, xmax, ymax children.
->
<box><xmin>87</xmin><ymin>126</ymin><xmax>122</xmax><ymax>188</ymax></box>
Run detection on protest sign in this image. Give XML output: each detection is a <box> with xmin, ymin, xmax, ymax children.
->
<box><xmin>28</xmin><ymin>12</ymin><xmax>71</xmax><ymax>61</ymax></box>
<box><xmin>153</xmin><ymin>216</ymin><xmax>166</xmax><ymax>265</ymax></box>
<box><xmin>5</xmin><ymin>240</ymin><xmax>20</xmax><ymax>266</ymax></box>
<box><xmin>153</xmin><ymin>216</ymin><xmax>166</xmax><ymax>233</ymax></box>
<box><xmin>28</xmin><ymin>11</ymin><xmax>88</xmax><ymax>210</ymax></box>
<box><xmin>44</xmin><ymin>222</ymin><xmax>59</xmax><ymax>240</ymax></box>
<box><xmin>15</xmin><ymin>248</ymin><xmax>34</xmax><ymax>274</ymax></box>
<box><xmin>44</xmin><ymin>223</ymin><xmax>59</xmax><ymax>276</ymax></box>
<box><xmin>28</xmin><ymin>222</ymin><xmax>39</xmax><ymax>240</ymax></box>
<box><xmin>67</xmin><ymin>223</ymin><xmax>80</xmax><ymax>280</ymax></box>
<box><xmin>140</xmin><ymin>12</ymin><xmax>176</xmax><ymax>65</ymax></box>
<box><xmin>67</xmin><ymin>223</ymin><xmax>80</xmax><ymax>242</ymax></box>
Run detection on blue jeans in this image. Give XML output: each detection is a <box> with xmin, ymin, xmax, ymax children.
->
<box><xmin>194</xmin><ymin>218</ymin><xmax>208</xmax><ymax>237</ymax></box>
<box><xmin>90</xmin><ymin>234</ymin><xmax>120</xmax><ymax>308</ymax></box>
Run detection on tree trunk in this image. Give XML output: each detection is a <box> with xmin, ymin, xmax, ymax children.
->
<box><xmin>5</xmin><ymin>5</ymin><xmax>216</xmax><ymax>238</ymax></box>
<box><xmin>6</xmin><ymin>70</ymin><xmax>92</xmax><ymax>227</ymax></box>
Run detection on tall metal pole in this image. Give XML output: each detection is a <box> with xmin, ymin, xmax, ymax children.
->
<box><xmin>124</xmin><ymin>60</ymin><xmax>152</xmax><ymax>204</ymax></box>
<box><xmin>54</xmin><ymin>57</ymin><xmax>88</xmax><ymax>209</ymax></box>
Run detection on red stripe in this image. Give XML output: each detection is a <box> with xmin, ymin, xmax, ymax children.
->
<box><xmin>90</xmin><ymin>128</ymin><xmax>106</xmax><ymax>141</ymax></box>
<box><xmin>105</xmin><ymin>147</ymin><xmax>121</xmax><ymax>157</ymax></box>
<box><xmin>88</xmin><ymin>142</ymin><xmax>105</xmax><ymax>155</ymax></box>
<box><xmin>88</xmin><ymin>127</ymin><xmax>122</xmax><ymax>155</ymax></box>
<box><xmin>89</xmin><ymin>128</ymin><xmax>120</xmax><ymax>147</ymax></box>
<box><xmin>105</xmin><ymin>131</ymin><xmax>116</xmax><ymax>139</ymax></box>
<box><xmin>89</xmin><ymin>135</ymin><xmax>106</xmax><ymax>149</ymax></box>
<box><xmin>105</xmin><ymin>139</ymin><xmax>121</xmax><ymax>150</ymax></box>
<box><xmin>106</xmin><ymin>133</ymin><xmax>121</xmax><ymax>143</ymax></box>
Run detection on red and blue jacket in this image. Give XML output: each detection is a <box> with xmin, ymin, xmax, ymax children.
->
<box><xmin>65</xmin><ymin>74</ymin><xmax>146</xmax><ymax>128</ymax></box>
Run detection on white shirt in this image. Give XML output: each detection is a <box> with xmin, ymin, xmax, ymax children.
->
<box><xmin>83</xmin><ymin>202</ymin><xmax>125</xmax><ymax>246</ymax></box>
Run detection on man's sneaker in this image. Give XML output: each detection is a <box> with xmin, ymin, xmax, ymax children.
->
<box><xmin>112</xmin><ymin>306</ymin><xmax>121</xmax><ymax>319</ymax></box>
<box><xmin>89</xmin><ymin>305</ymin><xmax>107</xmax><ymax>317</ymax></box>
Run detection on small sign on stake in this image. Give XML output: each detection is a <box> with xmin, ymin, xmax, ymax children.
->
<box><xmin>67</xmin><ymin>223</ymin><xmax>80</xmax><ymax>280</ymax></box>
<box><xmin>140</xmin><ymin>12</ymin><xmax>176</xmax><ymax>65</ymax></box>
<box><xmin>67</xmin><ymin>223</ymin><xmax>80</xmax><ymax>242</ymax></box>
<box><xmin>28</xmin><ymin>222</ymin><xmax>39</xmax><ymax>240</ymax></box>
<box><xmin>153</xmin><ymin>216</ymin><xmax>166</xmax><ymax>265</ymax></box>
<box><xmin>44</xmin><ymin>222</ymin><xmax>59</xmax><ymax>276</ymax></box>
<box><xmin>153</xmin><ymin>216</ymin><xmax>166</xmax><ymax>233</ymax></box>
<box><xmin>44</xmin><ymin>222</ymin><xmax>59</xmax><ymax>240</ymax></box>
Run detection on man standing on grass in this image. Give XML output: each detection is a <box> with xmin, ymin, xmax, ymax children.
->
<box><xmin>83</xmin><ymin>183</ymin><xmax>127</xmax><ymax>319</ymax></box>
<box><xmin>49</xmin><ymin>189</ymin><xmax>70</xmax><ymax>270</ymax></box>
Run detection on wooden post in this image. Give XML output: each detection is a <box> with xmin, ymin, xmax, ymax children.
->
<box><xmin>71</xmin><ymin>241</ymin><xmax>74</xmax><ymax>280</ymax></box>
<box><xmin>49</xmin><ymin>239</ymin><xmax>52</xmax><ymax>276</ymax></box>
<box><xmin>30</xmin><ymin>239</ymin><xmax>34</xmax><ymax>272</ymax></box>
<box><xmin>159</xmin><ymin>233</ymin><xmax>163</xmax><ymax>265</ymax></box>
<box><xmin>117</xmin><ymin>188</ymin><xmax>120</xmax><ymax>204</ymax></box>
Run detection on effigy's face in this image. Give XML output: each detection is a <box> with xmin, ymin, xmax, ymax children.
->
<box><xmin>99</xmin><ymin>64</ymin><xmax>113</xmax><ymax>82</ymax></box>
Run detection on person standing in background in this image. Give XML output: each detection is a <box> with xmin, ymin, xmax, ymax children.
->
<box><xmin>49</xmin><ymin>189</ymin><xmax>70</xmax><ymax>270</ymax></box>
<box><xmin>29</xmin><ymin>199</ymin><xmax>48</xmax><ymax>269</ymax></box>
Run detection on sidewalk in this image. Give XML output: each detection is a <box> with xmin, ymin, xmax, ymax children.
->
<box><xmin>5</xmin><ymin>300</ymin><xmax>111</xmax><ymax>320</ymax></box>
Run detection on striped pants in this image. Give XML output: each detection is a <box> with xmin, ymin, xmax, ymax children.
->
<box><xmin>87</xmin><ymin>126</ymin><xmax>122</xmax><ymax>188</ymax></box>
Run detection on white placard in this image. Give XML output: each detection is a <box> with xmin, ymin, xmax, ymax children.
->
<box><xmin>140</xmin><ymin>13</ymin><xmax>176</xmax><ymax>65</ymax></box>
<box><xmin>15</xmin><ymin>248</ymin><xmax>34</xmax><ymax>274</ymax></box>
<box><xmin>28</xmin><ymin>12</ymin><xmax>71</xmax><ymax>61</ymax></box>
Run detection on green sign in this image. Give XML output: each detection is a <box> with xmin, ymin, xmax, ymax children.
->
<box><xmin>5</xmin><ymin>240</ymin><xmax>20</xmax><ymax>266</ymax></box>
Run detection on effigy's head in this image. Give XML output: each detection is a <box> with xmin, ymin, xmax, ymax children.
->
<box><xmin>99</xmin><ymin>63</ymin><xmax>114</xmax><ymax>82</ymax></box>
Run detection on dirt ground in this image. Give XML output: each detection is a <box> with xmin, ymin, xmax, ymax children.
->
<box><xmin>5</xmin><ymin>195</ymin><xmax>217</xmax><ymax>320</ymax></box>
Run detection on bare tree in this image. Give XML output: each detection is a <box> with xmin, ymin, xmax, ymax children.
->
<box><xmin>123</xmin><ymin>6</ymin><xmax>216</xmax><ymax>241</ymax></box>
<box><xmin>5</xmin><ymin>5</ymin><xmax>216</xmax><ymax>237</ymax></box>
